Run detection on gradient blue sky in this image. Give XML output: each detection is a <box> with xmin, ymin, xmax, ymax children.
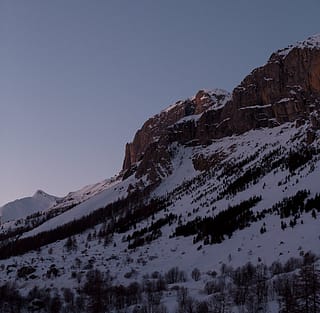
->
<box><xmin>1</xmin><ymin>0</ymin><xmax>319</xmax><ymax>205</ymax></box>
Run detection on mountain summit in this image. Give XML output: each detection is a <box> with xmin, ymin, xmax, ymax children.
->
<box><xmin>0</xmin><ymin>190</ymin><xmax>58</xmax><ymax>223</ymax></box>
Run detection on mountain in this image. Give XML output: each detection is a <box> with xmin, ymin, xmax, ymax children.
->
<box><xmin>122</xmin><ymin>34</ymin><xmax>320</xmax><ymax>183</ymax></box>
<box><xmin>0</xmin><ymin>190</ymin><xmax>58</xmax><ymax>223</ymax></box>
<box><xmin>0</xmin><ymin>34</ymin><xmax>320</xmax><ymax>313</ymax></box>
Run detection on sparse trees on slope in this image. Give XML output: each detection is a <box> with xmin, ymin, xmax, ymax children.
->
<box><xmin>83</xmin><ymin>269</ymin><xmax>106</xmax><ymax>313</ymax></box>
<box><xmin>295</xmin><ymin>262</ymin><xmax>320</xmax><ymax>313</ymax></box>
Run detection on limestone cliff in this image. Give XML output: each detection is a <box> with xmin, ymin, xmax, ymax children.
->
<box><xmin>122</xmin><ymin>34</ymin><xmax>320</xmax><ymax>182</ymax></box>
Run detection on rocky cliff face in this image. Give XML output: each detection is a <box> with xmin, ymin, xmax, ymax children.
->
<box><xmin>122</xmin><ymin>89</ymin><xmax>231</xmax><ymax>171</ymax></box>
<box><xmin>193</xmin><ymin>41</ymin><xmax>320</xmax><ymax>143</ymax></box>
<box><xmin>123</xmin><ymin>34</ymin><xmax>320</xmax><ymax>182</ymax></box>
<box><xmin>230</xmin><ymin>39</ymin><xmax>320</xmax><ymax>126</ymax></box>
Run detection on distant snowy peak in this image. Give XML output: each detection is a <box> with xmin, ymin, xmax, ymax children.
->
<box><xmin>33</xmin><ymin>189</ymin><xmax>47</xmax><ymax>197</ymax></box>
<box><xmin>274</xmin><ymin>33</ymin><xmax>320</xmax><ymax>58</ymax></box>
<box><xmin>32</xmin><ymin>189</ymin><xmax>57</xmax><ymax>201</ymax></box>
<box><xmin>0</xmin><ymin>191</ymin><xmax>59</xmax><ymax>223</ymax></box>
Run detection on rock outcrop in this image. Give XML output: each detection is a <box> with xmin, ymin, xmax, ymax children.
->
<box><xmin>196</xmin><ymin>34</ymin><xmax>320</xmax><ymax>142</ymax></box>
<box><xmin>122</xmin><ymin>34</ymin><xmax>320</xmax><ymax>182</ymax></box>
<box><xmin>122</xmin><ymin>89</ymin><xmax>231</xmax><ymax>171</ymax></box>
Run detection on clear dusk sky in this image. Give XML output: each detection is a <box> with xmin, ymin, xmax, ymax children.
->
<box><xmin>1</xmin><ymin>0</ymin><xmax>319</xmax><ymax>205</ymax></box>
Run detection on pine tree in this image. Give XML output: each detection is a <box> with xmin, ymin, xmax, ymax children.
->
<box><xmin>295</xmin><ymin>262</ymin><xmax>320</xmax><ymax>313</ymax></box>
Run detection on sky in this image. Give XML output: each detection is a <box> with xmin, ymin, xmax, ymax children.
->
<box><xmin>0</xmin><ymin>0</ymin><xmax>319</xmax><ymax>205</ymax></box>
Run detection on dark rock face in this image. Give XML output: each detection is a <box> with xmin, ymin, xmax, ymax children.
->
<box><xmin>122</xmin><ymin>90</ymin><xmax>231</xmax><ymax>172</ymax></box>
<box><xmin>122</xmin><ymin>36</ymin><xmax>320</xmax><ymax>182</ymax></box>
<box><xmin>196</xmin><ymin>45</ymin><xmax>320</xmax><ymax>141</ymax></box>
<box><xmin>192</xmin><ymin>152</ymin><xmax>226</xmax><ymax>172</ymax></box>
<box><xmin>230</xmin><ymin>47</ymin><xmax>320</xmax><ymax>127</ymax></box>
<box><xmin>122</xmin><ymin>99</ymin><xmax>188</xmax><ymax>171</ymax></box>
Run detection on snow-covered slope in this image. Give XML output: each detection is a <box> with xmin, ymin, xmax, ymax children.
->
<box><xmin>0</xmin><ymin>190</ymin><xmax>58</xmax><ymax>223</ymax></box>
<box><xmin>55</xmin><ymin>175</ymin><xmax>120</xmax><ymax>209</ymax></box>
<box><xmin>0</xmin><ymin>120</ymin><xmax>319</xmax><ymax>313</ymax></box>
<box><xmin>0</xmin><ymin>34</ymin><xmax>320</xmax><ymax>313</ymax></box>
<box><xmin>5</xmin><ymin>119</ymin><xmax>320</xmax><ymax>270</ymax></box>
<box><xmin>21</xmin><ymin>175</ymin><xmax>133</xmax><ymax>238</ymax></box>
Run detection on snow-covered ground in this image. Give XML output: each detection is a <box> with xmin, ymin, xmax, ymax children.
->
<box><xmin>0</xmin><ymin>120</ymin><xmax>319</xmax><ymax>313</ymax></box>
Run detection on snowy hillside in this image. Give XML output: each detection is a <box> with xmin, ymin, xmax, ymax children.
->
<box><xmin>0</xmin><ymin>120</ymin><xmax>319</xmax><ymax>313</ymax></box>
<box><xmin>0</xmin><ymin>34</ymin><xmax>320</xmax><ymax>313</ymax></box>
